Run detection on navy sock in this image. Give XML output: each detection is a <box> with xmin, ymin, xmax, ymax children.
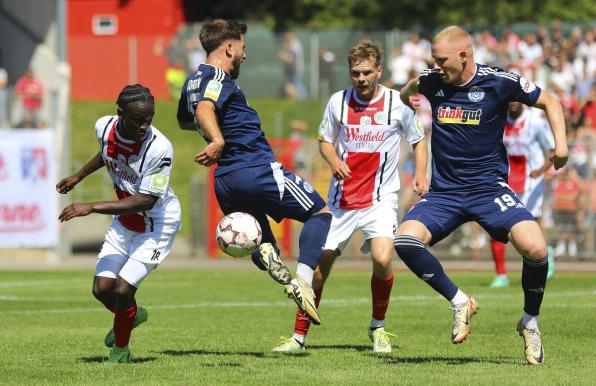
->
<box><xmin>394</xmin><ymin>235</ymin><xmax>458</xmax><ymax>301</ymax></box>
<box><xmin>297</xmin><ymin>212</ymin><xmax>332</xmax><ymax>269</ymax></box>
<box><xmin>522</xmin><ymin>256</ymin><xmax>548</xmax><ymax>316</ymax></box>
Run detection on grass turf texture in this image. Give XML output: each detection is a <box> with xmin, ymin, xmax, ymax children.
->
<box><xmin>71</xmin><ymin>99</ymin><xmax>324</xmax><ymax>236</ymax></box>
<box><xmin>1</xmin><ymin>269</ymin><xmax>595</xmax><ymax>385</ymax></box>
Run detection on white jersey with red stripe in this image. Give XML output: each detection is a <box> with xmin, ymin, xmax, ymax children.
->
<box><xmin>95</xmin><ymin>115</ymin><xmax>180</xmax><ymax>233</ymax></box>
<box><xmin>318</xmin><ymin>86</ymin><xmax>424</xmax><ymax>210</ymax></box>
<box><xmin>503</xmin><ymin>108</ymin><xmax>554</xmax><ymax>193</ymax></box>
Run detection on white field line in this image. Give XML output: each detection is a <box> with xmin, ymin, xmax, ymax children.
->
<box><xmin>0</xmin><ymin>290</ymin><xmax>594</xmax><ymax>316</ymax></box>
<box><xmin>0</xmin><ymin>278</ymin><xmax>88</xmax><ymax>288</ymax></box>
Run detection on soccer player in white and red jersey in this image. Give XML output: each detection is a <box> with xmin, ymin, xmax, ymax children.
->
<box><xmin>56</xmin><ymin>84</ymin><xmax>181</xmax><ymax>363</ymax></box>
<box><xmin>272</xmin><ymin>40</ymin><xmax>429</xmax><ymax>353</ymax></box>
<box><xmin>489</xmin><ymin>102</ymin><xmax>555</xmax><ymax>288</ymax></box>
<box><xmin>397</xmin><ymin>26</ymin><xmax>567</xmax><ymax>365</ymax></box>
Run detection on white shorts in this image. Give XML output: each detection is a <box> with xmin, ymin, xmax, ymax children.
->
<box><xmin>324</xmin><ymin>203</ymin><xmax>398</xmax><ymax>254</ymax></box>
<box><xmin>96</xmin><ymin>218</ymin><xmax>179</xmax><ymax>285</ymax></box>
<box><xmin>519</xmin><ymin>179</ymin><xmax>545</xmax><ymax>218</ymax></box>
<box><xmin>95</xmin><ymin>257</ymin><xmax>156</xmax><ymax>288</ymax></box>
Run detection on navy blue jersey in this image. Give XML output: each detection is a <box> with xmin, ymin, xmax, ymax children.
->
<box><xmin>418</xmin><ymin>64</ymin><xmax>541</xmax><ymax>191</ymax></box>
<box><xmin>178</xmin><ymin>64</ymin><xmax>276</xmax><ymax>176</ymax></box>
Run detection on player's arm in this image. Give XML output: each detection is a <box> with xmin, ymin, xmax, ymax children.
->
<box><xmin>56</xmin><ymin>152</ymin><xmax>104</xmax><ymax>194</ymax></box>
<box><xmin>319</xmin><ymin>140</ymin><xmax>351</xmax><ymax>180</ymax></box>
<box><xmin>532</xmin><ymin>91</ymin><xmax>568</xmax><ymax>170</ymax></box>
<box><xmin>176</xmin><ymin>88</ymin><xmax>197</xmax><ymax>131</ymax></box>
<box><xmin>411</xmin><ymin>137</ymin><xmax>429</xmax><ymax>196</ymax></box>
<box><xmin>58</xmin><ymin>193</ymin><xmax>158</xmax><ymax>222</ymax></box>
<box><xmin>194</xmin><ymin>101</ymin><xmax>225</xmax><ymax>166</ymax></box>
<box><xmin>399</xmin><ymin>77</ymin><xmax>420</xmax><ymax>109</ymax></box>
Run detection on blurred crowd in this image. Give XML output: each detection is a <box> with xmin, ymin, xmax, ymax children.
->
<box><xmin>0</xmin><ymin>47</ymin><xmax>45</xmax><ymax>129</ymax></box>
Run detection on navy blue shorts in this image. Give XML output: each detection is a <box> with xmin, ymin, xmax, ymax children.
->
<box><xmin>215</xmin><ymin>162</ymin><xmax>326</xmax><ymax>242</ymax></box>
<box><xmin>403</xmin><ymin>182</ymin><xmax>535</xmax><ymax>245</ymax></box>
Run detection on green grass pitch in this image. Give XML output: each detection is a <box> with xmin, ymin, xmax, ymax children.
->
<box><xmin>1</xmin><ymin>269</ymin><xmax>595</xmax><ymax>385</ymax></box>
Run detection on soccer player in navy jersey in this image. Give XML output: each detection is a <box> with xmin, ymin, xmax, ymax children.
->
<box><xmin>397</xmin><ymin>26</ymin><xmax>568</xmax><ymax>365</ymax></box>
<box><xmin>177</xmin><ymin>19</ymin><xmax>331</xmax><ymax>325</ymax></box>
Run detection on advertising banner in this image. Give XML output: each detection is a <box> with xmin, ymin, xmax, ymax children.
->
<box><xmin>0</xmin><ymin>129</ymin><xmax>57</xmax><ymax>247</ymax></box>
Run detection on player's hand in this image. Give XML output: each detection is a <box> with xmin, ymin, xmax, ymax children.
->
<box><xmin>411</xmin><ymin>174</ymin><xmax>429</xmax><ymax>196</ymax></box>
<box><xmin>56</xmin><ymin>175</ymin><xmax>81</xmax><ymax>194</ymax></box>
<box><xmin>58</xmin><ymin>202</ymin><xmax>93</xmax><ymax>222</ymax></box>
<box><xmin>551</xmin><ymin>147</ymin><xmax>568</xmax><ymax>170</ymax></box>
<box><xmin>529</xmin><ymin>169</ymin><xmax>543</xmax><ymax>178</ymax></box>
<box><xmin>195</xmin><ymin>141</ymin><xmax>224</xmax><ymax>167</ymax></box>
<box><xmin>408</xmin><ymin>94</ymin><xmax>422</xmax><ymax>109</ymax></box>
<box><xmin>330</xmin><ymin>159</ymin><xmax>351</xmax><ymax>180</ymax></box>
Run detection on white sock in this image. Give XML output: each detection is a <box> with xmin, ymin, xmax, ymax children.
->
<box><xmin>292</xmin><ymin>333</ymin><xmax>305</xmax><ymax>345</ymax></box>
<box><xmin>296</xmin><ymin>263</ymin><xmax>314</xmax><ymax>285</ymax></box>
<box><xmin>450</xmin><ymin>289</ymin><xmax>469</xmax><ymax>307</ymax></box>
<box><xmin>370</xmin><ymin>318</ymin><xmax>385</xmax><ymax>330</ymax></box>
<box><xmin>522</xmin><ymin>313</ymin><xmax>539</xmax><ymax>330</ymax></box>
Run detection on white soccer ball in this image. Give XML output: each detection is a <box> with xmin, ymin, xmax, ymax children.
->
<box><xmin>216</xmin><ymin>212</ymin><xmax>262</xmax><ymax>258</ymax></box>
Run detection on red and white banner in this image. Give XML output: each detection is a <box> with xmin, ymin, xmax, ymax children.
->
<box><xmin>0</xmin><ymin>129</ymin><xmax>57</xmax><ymax>247</ymax></box>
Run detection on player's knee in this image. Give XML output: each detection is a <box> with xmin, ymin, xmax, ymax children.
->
<box><xmin>524</xmin><ymin>242</ymin><xmax>547</xmax><ymax>260</ymax></box>
<box><xmin>373</xmin><ymin>254</ymin><xmax>393</xmax><ymax>272</ymax></box>
<box><xmin>92</xmin><ymin>279</ymin><xmax>113</xmax><ymax>300</ymax></box>
<box><xmin>112</xmin><ymin>279</ymin><xmax>134</xmax><ymax>300</ymax></box>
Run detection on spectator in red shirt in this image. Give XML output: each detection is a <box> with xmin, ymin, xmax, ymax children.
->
<box><xmin>14</xmin><ymin>68</ymin><xmax>44</xmax><ymax>128</ymax></box>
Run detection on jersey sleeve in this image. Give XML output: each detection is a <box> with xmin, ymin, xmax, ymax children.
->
<box><xmin>400</xmin><ymin>104</ymin><xmax>425</xmax><ymax>145</ymax></box>
<box><xmin>497</xmin><ymin>71</ymin><xmax>541</xmax><ymax>106</ymax></box>
<box><xmin>94</xmin><ymin>115</ymin><xmax>114</xmax><ymax>148</ymax></box>
<box><xmin>318</xmin><ymin>91</ymin><xmax>343</xmax><ymax>143</ymax></box>
<box><xmin>196</xmin><ymin>70</ymin><xmax>235</xmax><ymax>110</ymax></box>
<box><xmin>138</xmin><ymin>139</ymin><xmax>174</xmax><ymax>198</ymax></box>
<box><xmin>176</xmin><ymin>78</ymin><xmax>194</xmax><ymax>124</ymax></box>
<box><xmin>416</xmin><ymin>69</ymin><xmax>436</xmax><ymax>98</ymax></box>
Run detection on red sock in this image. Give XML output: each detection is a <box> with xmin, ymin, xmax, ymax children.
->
<box><xmin>371</xmin><ymin>273</ymin><xmax>394</xmax><ymax>321</ymax></box>
<box><xmin>490</xmin><ymin>239</ymin><xmax>507</xmax><ymax>275</ymax></box>
<box><xmin>114</xmin><ymin>304</ymin><xmax>137</xmax><ymax>348</ymax></box>
<box><xmin>293</xmin><ymin>287</ymin><xmax>323</xmax><ymax>336</ymax></box>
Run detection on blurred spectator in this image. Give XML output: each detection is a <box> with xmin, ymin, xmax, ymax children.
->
<box><xmin>579</xmin><ymin>85</ymin><xmax>596</xmax><ymax>130</ymax></box>
<box><xmin>551</xmin><ymin>167</ymin><xmax>583</xmax><ymax>257</ymax></box>
<box><xmin>165</xmin><ymin>60</ymin><xmax>187</xmax><ymax>101</ymax></box>
<box><xmin>279</xmin><ymin>31</ymin><xmax>307</xmax><ymax>100</ymax></box>
<box><xmin>0</xmin><ymin>49</ymin><xmax>8</xmax><ymax>127</ymax></box>
<box><xmin>319</xmin><ymin>44</ymin><xmax>336</xmax><ymax>99</ymax></box>
<box><xmin>385</xmin><ymin>47</ymin><xmax>412</xmax><ymax>89</ymax></box>
<box><xmin>14</xmin><ymin>68</ymin><xmax>43</xmax><ymax>128</ymax></box>
<box><xmin>185</xmin><ymin>36</ymin><xmax>206</xmax><ymax>73</ymax></box>
<box><xmin>401</xmin><ymin>32</ymin><xmax>431</xmax><ymax>73</ymax></box>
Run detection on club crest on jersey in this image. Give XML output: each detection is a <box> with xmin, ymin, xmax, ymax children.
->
<box><xmin>437</xmin><ymin>106</ymin><xmax>482</xmax><ymax>125</ymax></box>
<box><xmin>374</xmin><ymin>111</ymin><xmax>385</xmax><ymax>124</ymax></box>
<box><xmin>468</xmin><ymin>86</ymin><xmax>485</xmax><ymax>102</ymax></box>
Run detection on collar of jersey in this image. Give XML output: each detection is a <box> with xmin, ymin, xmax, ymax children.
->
<box><xmin>115</xmin><ymin>117</ymin><xmax>151</xmax><ymax>144</ymax></box>
<box><xmin>350</xmin><ymin>85</ymin><xmax>385</xmax><ymax>105</ymax></box>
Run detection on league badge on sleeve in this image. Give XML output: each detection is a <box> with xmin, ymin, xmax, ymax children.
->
<box><xmin>204</xmin><ymin>80</ymin><xmax>223</xmax><ymax>101</ymax></box>
<box><xmin>149</xmin><ymin>173</ymin><xmax>169</xmax><ymax>193</ymax></box>
<box><xmin>519</xmin><ymin>76</ymin><xmax>536</xmax><ymax>93</ymax></box>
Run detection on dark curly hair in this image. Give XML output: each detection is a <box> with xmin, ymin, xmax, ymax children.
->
<box><xmin>116</xmin><ymin>84</ymin><xmax>154</xmax><ymax>111</ymax></box>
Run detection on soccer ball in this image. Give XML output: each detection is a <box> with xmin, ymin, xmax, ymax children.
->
<box><xmin>216</xmin><ymin>212</ymin><xmax>262</xmax><ymax>258</ymax></box>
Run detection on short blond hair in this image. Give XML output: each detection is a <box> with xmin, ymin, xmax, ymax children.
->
<box><xmin>347</xmin><ymin>40</ymin><xmax>383</xmax><ymax>67</ymax></box>
<box><xmin>433</xmin><ymin>26</ymin><xmax>472</xmax><ymax>48</ymax></box>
